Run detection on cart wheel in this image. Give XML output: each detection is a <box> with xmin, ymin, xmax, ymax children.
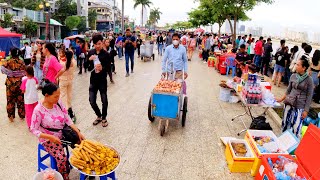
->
<box><xmin>148</xmin><ymin>97</ymin><xmax>155</xmax><ymax>122</ymax></box>
<box><xmin>160</xmin><ymin>124</ymin><xmax>165</xmax><ymax>136</ymax></box>
<box><xmin>152</xmin><ymin>54</ymin><xmax>155</xmax><ymax>61</ymax></box>
<box><xmin>182</xmin><ymin>96</ymin><xmax>188</xmax><ymax>127</ymax></box>
<box><xmin>141</xmin><ymin>56</ymin><xmax>143</xmax><ymax>60</ymax></box>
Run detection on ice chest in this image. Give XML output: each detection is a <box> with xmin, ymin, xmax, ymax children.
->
<box><xmin>255</xmin><ymin>124</ymin><xmax>320</xmax><ymax>180</ymax></box>
<box><xmin>245</xmin><ymin>130</ymin><xmax>288</xmax><ymax>176</ymax></box>
<box><xmin>225</xmin><ymin>139</ymin><xmax>255</xmax><ymax>173</ymax></box>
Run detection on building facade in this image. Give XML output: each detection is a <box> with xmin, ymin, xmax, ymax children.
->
<box><xmin>0</xmin><ymin>3</ymin><xmax>62</xmax><ymax>40</ymax></box>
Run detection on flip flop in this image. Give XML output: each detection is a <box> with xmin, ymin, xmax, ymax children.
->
<box><xmin>102</xmin><ymin>119</ymin><xmax>108</xmax><ymax>127</ymax></box>
<box><xmin>93</xmin><ymin>118</ymin><xmax>102</xmax><ymax>126</ymax></box>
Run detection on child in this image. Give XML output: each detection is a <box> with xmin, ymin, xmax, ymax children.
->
<box><xmin>20</xmin><ymin>66</ymin><xmax>38</xmax><ymax>129</ymax></box>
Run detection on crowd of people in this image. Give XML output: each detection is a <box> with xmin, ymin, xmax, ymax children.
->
<box><xmin>1</xmin><ymin>27</ymin><xmax>320</xmax><ymax>179</ymax></box>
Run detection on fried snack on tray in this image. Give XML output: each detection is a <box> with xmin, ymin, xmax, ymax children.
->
<box><xmin>231</xmin><ymin>142</ymin><xmax>247</xmax><ymax>157</ymax></box>
<box><xmin>153</xmin><ymin>80</ymin><xmax>182</xmax><ymax>94</ymax></box>
<box><xmin>70</xmin><ymin>140</ymin><xmax>120</xmax><ymax>175</ymax></box>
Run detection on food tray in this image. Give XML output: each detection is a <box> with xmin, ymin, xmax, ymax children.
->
<box><xmin>69</xmin><ymin>145</ymin><xmax>121</xmax><ymax>177</ymax></box>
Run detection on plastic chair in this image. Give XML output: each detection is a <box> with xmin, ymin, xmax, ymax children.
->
<box><xmin>80</xmin><ymin>171</ymin><xmax>116</xmax><ymax>180</ymax></box>
<box><xmin>226</xmin><ymin>57</ymin><xmax>236</xmax><ymax>77</ymax></box>
<box><xmin>37</xmin><ymin>143</ymin><xmax>71</xmax><ymax>172</ymax></box>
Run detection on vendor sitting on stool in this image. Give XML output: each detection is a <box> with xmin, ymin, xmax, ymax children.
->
<box><xmin>235</xmin><ymin>44</ymin><xmax>251</xmax><ymax>77</ymax></box>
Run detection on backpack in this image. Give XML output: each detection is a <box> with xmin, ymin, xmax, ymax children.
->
<box><xmin>190</xmin><ymin>39</ymin><xmax>196</xmax><ymax>47</ymax></box>
<box><xmin>249</xmin><ymin>116</ymin><xmax>273</xmax><ymax>130</ymax></box>
<box><xmin>182</xmin><ymin>37</ymin><xmax>187</xmax><ymax>46</ymax></box>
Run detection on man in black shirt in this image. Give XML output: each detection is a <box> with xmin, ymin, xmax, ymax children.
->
<box><xmin>235</xmin><ymin>44</ymin><xmax>251</xmax><ymax>77</ymax></box>
<box><xmin>157</xmin><ymin>32</ymin><xmax>164</xmax><ymax>56</ymax></box>
<box><xmin>87</xmin><ymin>34</ymin><xmax>109</xmax><ymax>127</ymax></box>
<box><xmin>122</xmin><ymin>29</ymin><xmax>136</xmax><ymax>77</ymax></box>
<box><xmin>136</xmin><ymin>34</ymin><xmax>143</xmax><ymax>58</ymax></box>
<box><xmin>273</xmin><ymin>46</ymin><xmax>288</xmax><ymax>87</ymax></box>
<box><xmin>261</xmin><ymin>38</ymin><xmax>273</xmax><ymax>76</ymax></box>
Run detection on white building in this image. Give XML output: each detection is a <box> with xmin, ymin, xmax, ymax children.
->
<box><xmin>313</xmin><ymin>32</ymin><xmax>320</xmax><ymax>44</ymax></box>
<box><xmin>284</xmin><ymin>28</ymin><xmax>308</xmax><ymax>42</ymax></box>
<box><xmin>247</xmin><ymin>27</ymin><xmax>263</xmax><ymax>37</ymax></box>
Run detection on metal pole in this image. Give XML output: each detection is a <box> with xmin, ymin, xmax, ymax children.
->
<box><xmin>121</xmin><ymin>0</ymin><xmax>124</xmax><ymax>33</ymax></box>
<box><xmin>48</xmin><ymin>11</ymin><xmax>50</xmax><ymax>41</ymax></box>
<box><xmin>113</xmin><ymin>0</ymin><xmax>115</xmax><ymax>31</ymax></box>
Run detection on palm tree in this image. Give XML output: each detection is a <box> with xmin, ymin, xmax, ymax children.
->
<box><xmin>88</xmin><ymin>9</ymin><xmax>97</xmax><ymax>30</ymax></box>
<box><xmin>149</xmin><ymin>7</ymin><xmax>161</xmax><ymax>28</ymax></box>
<box><xmin>133</xmin><ymin>0</ymin><xmax>152</xmax><ymax>27</ymax></box>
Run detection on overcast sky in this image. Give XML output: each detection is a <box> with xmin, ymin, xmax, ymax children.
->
<box><xmin>117</xmin><ymin>0</ymin><xmax>320</xmax><ymax>35</ymax></box>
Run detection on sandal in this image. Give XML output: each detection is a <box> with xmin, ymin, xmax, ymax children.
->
<box><xmin>9</xmin><ymin>117</ymin><xmax>14</xmax><ymax>122</ymax></box>
<box><xmin>102</xmin><ymin>119</ymin><xmax>108</xmax><ymax>127</ymax></box>
<box><xmin>93</xmin><ymin>118</ymin><xmax>102</xmax><ymax>126</ymax></box>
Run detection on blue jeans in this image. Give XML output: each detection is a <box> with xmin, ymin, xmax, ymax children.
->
<box><xmin>34</xmin><ymin>61</ymin><xmax>43</xmax><ymax>80</ymax></box>
<box><xmin>125</xmin><ymin>52</ymin><xmax>134</xmax><ymax>73</ymax></box>
<box><xmin>158</xmin><ymin>44</ymin><xmax>163</xmax><ymax>56</ymax></box>
<box><xmin>254</xmin><ymin>55</ymin><xmax>262</xmax><ymax>68</ymax></box>
<box><xmin>117</xmin><ymin>47</ymin><xmax>123</xmax><ymax>59</ymax></box>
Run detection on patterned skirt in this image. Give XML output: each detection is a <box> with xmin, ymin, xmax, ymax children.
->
<box><xmin>282</xmin><ymin>105</ymin><xmax>304</xmax><ymax>138</ymax></box>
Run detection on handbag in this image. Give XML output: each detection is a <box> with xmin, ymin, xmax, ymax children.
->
<box><xmin>284</xmin><ymin>80</ymin><xmax>307</xmax><ymax>107</ymax></box>
<box><xmin>41</xmin><ymin>103</ymin><xmax>80</xmax><ymax>148</ymax></box>
<box><xmin>38</xmin><ymin>57</ymin><xmax>51</xmax><ymax>90</ymax></box>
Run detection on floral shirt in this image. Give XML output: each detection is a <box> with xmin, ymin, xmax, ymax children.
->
<box><xmin>30</xmin><ymin>101</ymin><xmax>73</xmax><ymax>143</ymax></box>
<box><xmin>1</xmin><ymin>58</ymin><xmax>25</xmax><ymax>85</ymax></box>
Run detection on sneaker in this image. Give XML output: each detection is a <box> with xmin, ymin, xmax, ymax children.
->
<box><xmin>203</xmin><ymin>61</ymin><xmax>207</xmax><ymax>63</ymax></box>
<box><xmin>131</xmin><ymin>70</ymin><xmax>134</xmax><ymax>73</ymax></box>
<box><xmin>125</xmin><ymin>73</ymin><xmax>130</xmax><ymax>77</ymax></box>
<box><xmin>119</xmin><ymin>57</ymin><xmax>123</xmax><ymax>60</ymax></box>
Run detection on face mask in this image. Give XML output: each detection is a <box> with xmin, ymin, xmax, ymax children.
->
<box><xmin>173</xmin><ymin>40</ymin><xmax>179</xmax><ymax>46</ymax></box>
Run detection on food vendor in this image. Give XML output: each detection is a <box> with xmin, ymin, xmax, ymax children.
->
<box><xmin>161</xmin><ymin>33</ymin><xmax>188</xmax><ymax>80</ymax></box>
<box><xmin>235</xmin><ymin>44</ymin><xmax>251</xmax><ymax>77</ymax></box>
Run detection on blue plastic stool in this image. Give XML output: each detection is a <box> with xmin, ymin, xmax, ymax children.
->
<box><xmin>37</xmin><ymin>143</ymin><xmax>71</xmax><ymax>172</ymax></box>
<box><xmin>80</xmin><ymin>172</ymin><xmax>116</xmax><ymax>180</ymax></box>
<box><xmin>226</xmin><ymin>57</ymin><xmax>236</xmax><ymax>77</ymax></box>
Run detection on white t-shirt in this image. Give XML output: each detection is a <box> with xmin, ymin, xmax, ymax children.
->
<box><xmin>250</xmin><ymin>42</ymin><xmax>255</xmax><ymax>55</ymax></box>
<box><xmin>20</xmin><ymin>77</ymin><xmax>39</xmax><ymax>104</ymax></box>
<box><xmin>22</xmin><ymin>46</ymin><xmax>32</xmax><ymax>59</ymax></box>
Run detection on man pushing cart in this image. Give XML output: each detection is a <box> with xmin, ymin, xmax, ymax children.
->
<box><xmin>148</xmin><ymin>33</ymin><xmax>189</xmax><ymax>136</ymax></box>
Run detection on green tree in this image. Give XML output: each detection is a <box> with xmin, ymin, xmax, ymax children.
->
<box><xmin>77</xmin><ymin>16</ymin><xmax>86</xmax><ymax>33</ymax></box>
<box><xmin>22</xmin><ymin>17</ymin><xmax>38</xmax><ymax>40</ymax></box>
<box><xmin>1</xmin><ymin>13</ymin><xmax>14</xmax><ymax>28</ymax></box>
<box><xmin>1</xmin><ymin>0</ymin><xmax>41</xmax><ymax>10</ymax></box>
<box><xmin>133</xmin><ymin>0</ymin><xmax>152</xmax><ymax>26</ymax></box>
<box><xmin>52</xmin><ymin>0</ymin><xmax>77</xmax><ymax>25</ymax></box>
<box><xmin>65</xmin><ymin>15</ymin><xmax>80</xmax><ymax>30</ymax></box>
<box><xmin>88</xmin><ymin>9</ymin><xmax>97</xmax><ymax>30</ymax></box>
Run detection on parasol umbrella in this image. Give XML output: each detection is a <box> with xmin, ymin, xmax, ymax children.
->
<box><xmin>65</xmin><ymin>35</ymin><xmax>85</xmax><ymax>40</ymax></box>
<box><xmin>194</xmin><ymin>28</ymin><xmax>205</xmax><ymax>34</ymax></box>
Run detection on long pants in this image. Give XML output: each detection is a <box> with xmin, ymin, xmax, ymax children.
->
<box><xmin>137</xmin><ymin>46</ymin><xmax>141</xmax><ymax>56</ymax></box>
<box><xmin>89</xmin><ymin>82</ymin><xmax>108</xmax><ymax>119</ymax></box>
<box><xmin>78</xmin><ymin>57</ymin><xmax>87</xmax><ymax>73</ymax></box>
<box><xmin>125</xmin><ymin>52</ymin><xmax>134</xmax><ymax>73</ymax></box>
<box><xmin>43</xmin><ymin>141</ymin><xmax>70</xmax><ymax>180</ymax></box>
<box><xmin>158</xmin><ymin>44</ymin><xmax>163</xmax><ymax>56</ymax></box>
<box><xmin>6</xmin><ymin>81</ymin><xmax>25</xmax><ymax>118</ymax></box>
<box><xmin>261</xmin><ymin>57</ymin><xmax>270</xmax><ymax>76</ymax></box>
<box><xmin>203</xmin><ymin>50</ymin><xmax>209</xmax><ymax>62</ymax></box>
<box><xmin>24</xmin><ymin>58</ymin><xmax>31</xmax><ymax>66</ymax></box>
<box><xmin>34</xmin><ymin>61</ymin><xmax>43</xmax><ymax>81</ymax></box>
<box><xmin>117</xmin><ymin>47</ymin><xmax>123</xmax><ymax>59</ymax></box>
<box><xmin>60</xmin><ymin>80</ymin><xmax>73</xmax><ymax>109</ymax></box>
<box><xmin>254</xmin><ymin>55</ymin><xmax>262</xmax><ymax>69</ymax></box>
<box><xmin>107</xmin><ymin>71</ymin><xmax>113</xmax><ymax>81</ymax></box>
<box><xmin>25</xmin><ymin>102</ymin><xmax>38</xmax><ymax>128</ymax></box>
<box><xmin>282</xmin><ymin>105</ymin><xmax>304</xmax><ymax>139</ymax></box>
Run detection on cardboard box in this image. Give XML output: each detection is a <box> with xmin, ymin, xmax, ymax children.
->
<box><xmin>244</xmin><ymin>130</ymin><xmax>288</xmax><ymax>176</ymax></box>
<box><xmin>255</xmin><ymin>124</ymin><xmax>320</xmax><ymax>180</ymax></box>
<box><xmin>225</xmin><ymin>139</ymin><xmax>255</xmax><ymax>173</ymax></box>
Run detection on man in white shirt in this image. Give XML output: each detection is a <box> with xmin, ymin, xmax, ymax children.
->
<box><xmin>21</xmin><ymin>42</ymin><xmax>32</xmax><ymax>65</ymax></box>
<box><xmin>290</xmin><ymin>43</ymin><xmax>308</xmax><ymax>72</ymax></box>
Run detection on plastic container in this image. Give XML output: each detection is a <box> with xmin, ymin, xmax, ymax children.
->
<box><xmin>225</xmin><ymin>139</ymin><xmax>255</xmax><ymax>172</ymax></box>
<box><xmin>244</xmin><ymin>130</ymin><xmax>288</xmax><ymax>176</ymax></box>
<box><xmin>219</xmin><ymin>87</ymin><xmax>231</xmax><ymax>102</ymax></box>
<box><xmin>33</xmin><ymin>170</ymin><xmax>63</xmax><ymax>180</ymax></box>
<box><xmin>255</xmin><ymin>124</ymin><xmax>320</xmax><ymax>180</ymax></box>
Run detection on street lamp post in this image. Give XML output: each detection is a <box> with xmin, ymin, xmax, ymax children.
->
<box><xmin>39</xmin><ymin>1</ymin><xmax>50</xmax><ymax>41</ymax></box>
<box><xmin>121</xmin><ymin>0</ymin><xmax>124</xmax><ymax>33</ymax></box>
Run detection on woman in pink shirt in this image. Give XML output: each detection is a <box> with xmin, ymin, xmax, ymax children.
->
<box><xmin>42</xmin><ymin>43</ymin><xmax>63</xmax><ymax>84</ymax></box>
<box><xmin>30</xmin><ymin>82</ymin><xmax>84</xmax><ymax>180</ymax></box>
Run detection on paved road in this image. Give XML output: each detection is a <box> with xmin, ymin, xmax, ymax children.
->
<box><xmin>0</xmin><ymin>50</ymin><xmax>281</xmax><ymax>180</ymax></box>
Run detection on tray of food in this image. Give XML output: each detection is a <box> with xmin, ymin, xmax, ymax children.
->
<box><xmin>153</xmin><ymin>80</ymin><xmax>182</xmax><ymax>94</ymax></box>
<box><xmin>228</xmin><ymin>139</ymin><xmax>254</xmax><ymax>158</ymax></box>
<box><xmin>69</xmin><ymin>140</ymin><xmax>120</xmax><ymax>176</ymax></box>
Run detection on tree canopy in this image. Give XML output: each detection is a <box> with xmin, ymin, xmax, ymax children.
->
<box><xmin>22</xmin><ymin>17</ymin><xmax>38</xmax><ymax>39</ymax></box>
<box><xmin>133</xmin><ymin>0</ymin><xmax>152</xmax><ymax>26</ymax></box>
<box><xmin>51</xmin><ymin>0</ymin><xmax>77</xmax><ymax>26</ymax></box>
<box><xmin>65</xmin><ymin>16</ymin><xmax>80</xmax><ymax>30</ymax></box>
<box><xmin>148</xmin><ymin>7</ymin><xmax>162</xmax><ymax>28</ymax></box>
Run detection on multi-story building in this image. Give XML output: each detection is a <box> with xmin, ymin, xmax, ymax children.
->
<box><xmin>0</xmin><ymin>3</ymin><xmax>62</xmax><ymax>39</ymax></box>
<box><xmin>247</xmin><ymin>27</ymin><xmax>263</xmax><ymax>37</ymax></box>
<box><xmin>88</xmin><ymin>0</ymin><xmax>124</xmax><ymax>32</ymax></box>
<box><xmin>284</xmin><ymin>28</ymin><xmax>308</xmax><ymax>42</ymax></box>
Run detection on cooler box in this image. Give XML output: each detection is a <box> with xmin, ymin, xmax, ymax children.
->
<box><xmin>245</xmin><ymin>130</ymin><xmax>288</xmax><ymax>176</ymax></box>
<box><xmin>218</xmin><ymin>55</ymin><xmax>226</xmax><ymax>71</ymax></box>
<box><xmin>255</xmin><ymin>124</ymin><xmax>320</xmax><ymax>180</ymax></box>
<box><xmin>225</xmin><ymin>139</ymin><xmax>255</xmax><ymax>172</ymax></box>
<box><xmin>277</xmin><ymin>130</ymin><xmax>300</xmax><ymax>155</ymax></box>
<box><xmin>208</xmin><ymin>57</ymin><xmax>215</xmax><ymax>67</ymax></box>
<box><xmin>151</xmin><ymin>93</ymin><xmax>179</xmax><ymax>119</ymax></box>
<box><xmin>220</xmin><ymin>63</ymin><xmax>227</xmax><ymax>75</ymax></box>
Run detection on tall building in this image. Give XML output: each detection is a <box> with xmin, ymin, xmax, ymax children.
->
<box><xmin>284</xmin><ymin>28</ymin><xmax>308</xmax><ymax>42</ymax></box>
<box><xmin>247</xmin><ymin>27</ymin><xmax>263</xmax><ymax>37</ymax></box>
